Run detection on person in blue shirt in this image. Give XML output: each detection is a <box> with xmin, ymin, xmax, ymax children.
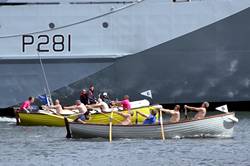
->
<box><xmin>137</xmin><ymin>109</ymin><xmax>157</xmax><ymax>125</ymax></box>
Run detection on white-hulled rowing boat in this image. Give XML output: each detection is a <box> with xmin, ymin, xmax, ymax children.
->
<box><xmin>65</xmin><ymin>113</ymin><xmax>238</xmax><ymax>139</ymax></box>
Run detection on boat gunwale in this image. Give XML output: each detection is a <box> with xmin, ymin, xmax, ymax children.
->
<box><xmin>18</xmin><ymin>112</ymin><xmax>68</xmax><ymax>118</ymax></box>
<box><xmin>17</xmin><ymin>104</ymin><xmax>159</xmax><ymax>117</ymax></box>
<box><xmin>70</xmin><ymin>112</ymin><xmax>235</xmax><ymax>127</ymax></box>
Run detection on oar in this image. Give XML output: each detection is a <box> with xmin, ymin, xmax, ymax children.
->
<box><xmin>135</xmin><ymin>111</ymin><xmax>138</xmax><ymax>125</ymax></box>
<box><xmin>99</xmin><ymin>111</ymin><xmax>122</xmax><ymax>123</ymax></box>
<box><xmin>184</xmin><ymin>107</ymin><xmax>188</xmax><ymax>120</ymax></box>
<box><xmin>159</xmin><ymin>109</ymin><xmax>165</xmax><ymax>140</ymax></box>
<box><xmin>109</xmin><ymin>110</ymin><xmax>114</xmax><ymax>143</ymax></box>
<box><xmin>14</xmin><ymin>108</ymin><xmax>20</xmax><ymax>125</ymax></box>
<box><xmin>64</xmin><ymin>117</ymin><xmax>72</xmax><ymax>138</ymax></box>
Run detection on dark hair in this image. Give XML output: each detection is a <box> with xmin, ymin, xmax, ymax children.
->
<box><xmin>28</xmin><ymin>96</ymin><xmax>34</xmax><ymax>101</ymax></box>
<box><xmin>124</xmin><ymin>95</ymin><xmax>129</xmax><ymax>99</ymax></box>
<box><xmin>150</xmin><ymin>109</ymin><xmax>157</xmax><ymax>116</ymax></box>
<box><xmin>84</xmin><ymin>111</ymin><xmax>90</xmax><ymax>120</ymax></box>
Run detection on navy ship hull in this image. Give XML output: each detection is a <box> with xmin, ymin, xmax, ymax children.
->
<box><xmin>53</xmin><ymin>7</ymin><xmax>250</xmax><ymax>105</ymax></box>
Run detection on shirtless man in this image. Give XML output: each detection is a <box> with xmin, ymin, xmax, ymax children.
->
<box><xmin>87</xmin><ymin>98</ymin><xmax>110</xmax><ymax>113</ymax></box>
<box><xmin>184</xmin><ymin>102</ymin><xmax>209</xmax><ymax>120</ymax></box>
<box><xmin>64</xmin><ymin>100</ymin><xmax>88</xmax><ymax>123</ymax></box>
<box><xmin>160</xmin><ymin>105</ymin><xmax>180</xmax><ymax>123</ymax></box>
<box><xmin>113</xmin><ymin>111</ymin><xmax>134</xmax><ymax>125</ymax></box>
<box><xmin>42</xmin><ymin>99</ymin><xmax>63</xmax><ymax>115</ymax></box>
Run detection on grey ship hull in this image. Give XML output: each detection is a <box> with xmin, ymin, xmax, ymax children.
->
<box><xmin>1</xmin><ymin>3</ymin><xmax>250</xmax><ymax>107</ymax></box>
<box><xmin>54</xmin><ymin>7</ymin><xmax>250</xmax><ymax>105</ymax></box>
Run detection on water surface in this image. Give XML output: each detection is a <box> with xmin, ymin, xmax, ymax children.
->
<box><xmin>0</xmin><ymin>112</ymin><xmax>250</xmax><ymax>166</ymax></box>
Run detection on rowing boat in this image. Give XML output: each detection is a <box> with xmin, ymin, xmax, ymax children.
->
<box><xmin>17</xmin><ymin>112</ymin><xmax>77</xmax><ymax>126</ymax></box>
<box><xmin>66</xmin><ymin>113</ymin><xmax>239</xmax><ymax>139</ymax></box>
<box><xmin>16</xmin><ymin>104</ymin><xmax>161</xmax><ymax>126</ymax></box>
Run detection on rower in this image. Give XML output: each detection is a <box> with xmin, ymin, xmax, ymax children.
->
<box><xmin>113</xmin><ymin>110</ymin><xmax>134</xmax><ymax>125</ymax></box>
<box><xmin>112</xmin><ymin>95</ymin><xmax>131</xmax><ymax>111</ymax></box>
<box><xmin>64</xmin><ymin>100</ymin><xmax>89</xmax><ymax>124</ymax></box>
<box><xmin>184</xmin><ymin>102</ymin><xmax>209</xmax><ymax>120</ymax></box>
<box><xmin>136</xmin><ymin>109</ymin><xmax>157</xmax><ymax>125</ymax></box>
<box><xmin>87</xmin><ymin>98</ymin><xmax>110</xmax><ymax>113</ymax></box>
<box><xmin>19</xmin><ymin>96</ymin><xmax>35</xmax><ymax>113</ymax></box>
<box><xmin>42</xmin><ymin>99</ymin><xmax>63</xmax><ymax>115</ymax></box>
<box><xmin>100</xmin><ymin>92</ymin><xmax>112</xmax><ymax>108</ymax></box>
<box><xmin>160</xmin><ymin>105</ymin><xmax>180</xmax><ymax>123</ymax></box>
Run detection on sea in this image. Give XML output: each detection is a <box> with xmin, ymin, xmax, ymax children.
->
<box><xmin>0</xmin><ymin>112</ymin><xmax>250</xmax><ymax>166</ymax></box>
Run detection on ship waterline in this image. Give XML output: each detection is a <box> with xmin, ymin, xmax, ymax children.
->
<box><xmin>1</xmin><ymin>0</ymin><xmax>250</xmax><ymax>107</ymax></box>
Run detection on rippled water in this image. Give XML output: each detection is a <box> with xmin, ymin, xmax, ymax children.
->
<box><xmin>0</xmin><ymin>112</ymin><xmax>250</xmax><ymax>166</ymax></box>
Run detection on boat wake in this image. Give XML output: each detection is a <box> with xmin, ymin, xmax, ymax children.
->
<box><xmin>169</xmin><ymin>134</ymin><xmax>233</xmax><ymax>139</ymax></box>
<box><xmin>0</xmin><ymin>117</ymin><xmax>16</xmax><ymax>123</ymax></box>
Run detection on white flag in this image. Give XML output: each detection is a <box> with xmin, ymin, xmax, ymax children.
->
<box><xmin>140</xmin><ymin>90</ymin><xmax>152</xmax><ymax>99</ymax></box>
<box><xmin>216</xmin><ymin>105</ymin><xmax>228</xmax><ymax>113</ymax></box>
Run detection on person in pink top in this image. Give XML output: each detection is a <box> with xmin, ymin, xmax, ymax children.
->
<box><xmin>19</xmin><ymin>96</ymin><xmax>35</xmax><ymax>113</ymax></box>
<box><xmin>113</xmin><ymin>95</ymin><xmax>131</xmax><ymax>110</ymax></box>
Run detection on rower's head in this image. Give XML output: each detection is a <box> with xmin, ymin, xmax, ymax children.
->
<box><xmin>81</xmin><ymin>89</ymin><xmax>87</xmax><ymax>94</ymax></box>
<box><xmin>202</xmin><ymin>102</ymin><xmax>209</xmax><ymax>108</ymax></box>
<box><xmin>129</xmin><ymin>110</ymin><xmax>134</xmax><ymax>116</ymax></box>
<box><xmin>89</xmin><ymin>85</ymin><xmax>94</xmax><ymax>91</ymax></box>
<box><xmin>54</xmin><ymin>99</ymin><xmax>60</xmax><ymax>105</ymax></box>
<box><xmin>28</xmin><ymin>96</ymin><xmax>35</xmax><ymax>103</ymax></box>
<box><xmin>97</xmin><ymin>98</ymin><xmax>103</xmax><ymax>103</ymax></box>
<box><xmin>103</xmin><ymin>92</ymin><xmax>108</xmax><ymax>97</ymax></box>
<box><xmin>75</xmin><ymin>100</ymin><xmax>82</xmax><ymax>105</ymax></box>
<box><xmin>84</xmin><ymin>111</ymin><xmax>91</xmax><ymax>120</ymax></box>
<box><xmin>101</xmin><ymin>92</ymin><xmax>108</xmax><ymax>99</ymax></box>
<box><xmin>124</xmin><ymin>95</ymin><xmax>129</xmax><ymax>100</ymax></box>
<box><xmin>174</xmin><ymin>105</ymin><xmax>180</xmax><ymax>111</ymax></box>
<box><xmin>150</xmin><ymin>109</ymin><xmax>157</xmax><ymax>116</ymax></box>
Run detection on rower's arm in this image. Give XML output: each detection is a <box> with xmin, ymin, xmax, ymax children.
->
<box><xmin>23</xmin><ymin>108</ymin><xmax>30</xmax><ymax>113</ymax></box>
<box><xmin>88</xmin><ymin>103</ymin><xmax>101</xmax><ymax>109</ymax></box>
<box><xmin>185</xmin><ymin>105</ymin><xmax>203</xmax><ymax>112</ymax></box>
<box><xmin>48</xmin><ymin>105</ymin><xmax>57</xmax><ymax>109</ymax></box>
<box><xmin>112</xmin><ymin>101</ymin><xmax>122</xmax><ymax>107</ymax></box>
<box><xmin>136</xmin><ymin>111</ymin><xmax>148</xmax><ymax>118</ymax></box>
<box><xmin>64</xmin><ymin>105</ymin><xmax>76</xmax><ymax>110</ymax></box>
<box><xmin>160</xmin><ymin>108</ymin><xmax>172</xmax><ymax>114</ymax></box>
<box><xmin>113</xmin><ymin>111</ymin><xmax>127</xmax><ymax>118</ymax></box>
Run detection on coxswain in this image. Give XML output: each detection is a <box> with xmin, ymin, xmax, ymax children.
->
<box><xmin>19</xmin><ymin>96</ymin><xmax>35</xmax><ymax>113</ymax></box>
